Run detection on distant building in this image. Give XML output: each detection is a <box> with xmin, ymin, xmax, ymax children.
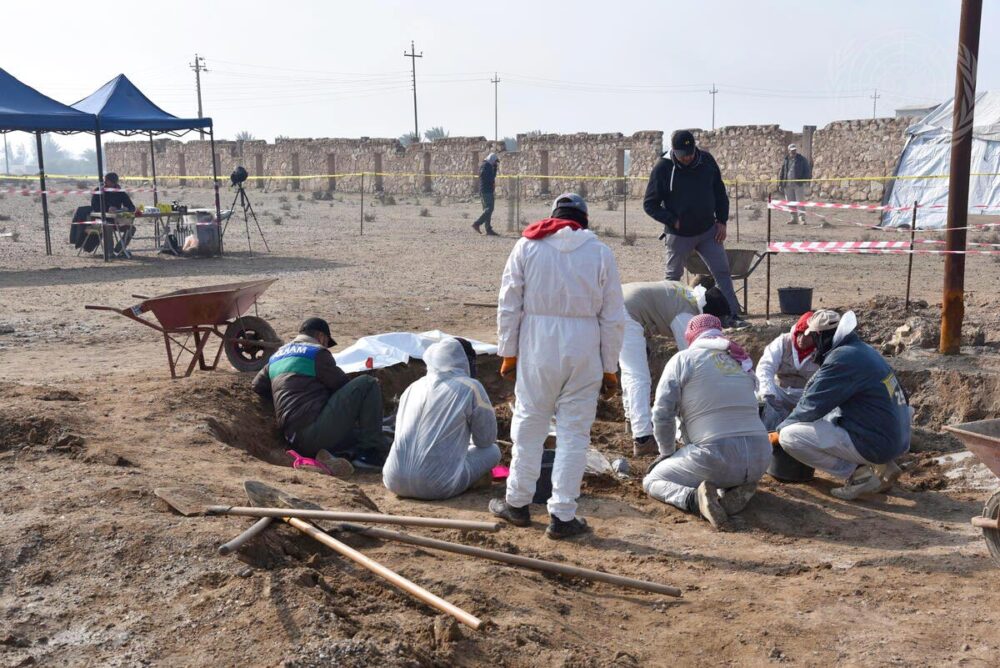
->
<box><xmin>895</xmin><ymin>103</ymin><xmax>938</xmax><ymax>120</ymax></box>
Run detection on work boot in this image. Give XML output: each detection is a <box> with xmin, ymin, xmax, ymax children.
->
<box><xmin>785</xmin><ymin>218</ymin><xmax>798</xmax><ymax>225</ymax></box>
<box><xmin>724</xmin><ymin>315</ymin><xmax>751</xmax><ymax>330</ymax></box>
<box><xmin>489</xmin><ymin>498</ymin><xmax>531</xmax><ymax>527</ymax></box>
<box><xmin>831</xmin><ymin>461</ymin><xmax>901</xmax><ymax>500</ymax></box>
<box><xmin>546</xmin><ymin>515</ymin><xmax>590</xmax><ymax>540</ymax></box>
<box><xmin>695</xmin><ymin>481</ymin><xmax>728</xmax><ymax>529</ymax></box>
<box><xmin>485</xmin><ymin>227</ymin><xmax>500</xmax><ymax>237</ymax></box>
<box><xmin>719</xmin><ymin>482</ymin><xmax>757</xmax><ymax>515</ymax></box>
<box><xmin>316</xmin><ymin>450</ymin><xmax>355</xmax><ymax>478</ymax></box>
<box><xmin>633</xmin><ymin>435</ymin><xmax>657</xmax><ymax>457</ymax></box>
<box><xmin>471</xmin><ymin>221</ymin><xmax>482</xmax><ymax>234</ymax></box>
<box><xmin>350</xmin><ymin>449</ymin><xmax>386</xmax><ymax>472</ymax></box>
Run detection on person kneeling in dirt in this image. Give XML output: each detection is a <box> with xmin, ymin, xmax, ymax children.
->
<box><xmin>774</xmin><ymin>310</ymin><xmax>912</xmax><ymax>500</ymax></box>
<box><xmin>621</xmin><ymin>280</ymin><xmax>732</xmax><ymax>457</ymax></box>
<box><xmin>382</xmin><ymin>338</ymin><xmax>502</xmax><ymax>500</ymax></box>
<box><xmin>755</xmin><ymin>311</ymin><xmax>820</xmax><ymax>430</ymax></box>
<box><xmin>252</xmin><ymin>317</ymin><xmax>388</xmax><ymax>473</ymax></box>
<box><xmin>642</xmin><ymin>314</ymin><xmax>771</xmax><ymax>529</ymax></box>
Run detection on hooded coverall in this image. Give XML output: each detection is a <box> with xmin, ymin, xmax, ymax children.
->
<box><xmin>382</xmin><ymin>339</ymin><xmax>501</xmax><ymax>500</ymax></box>
<box><xmin>497</xmin><ymin>224</ymin><xmax>626</xmax><ymax>521</ymax></box>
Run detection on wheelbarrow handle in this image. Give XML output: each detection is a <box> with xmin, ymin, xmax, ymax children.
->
<box><xmin>131</xmin><ymin>294</ymin><xmax>150</xmax><ymax>300</ymax></box>
<box><xmin>84</xmin><ymin>305</ymin><xmax>122</xmax><ymax>312</ymax></box>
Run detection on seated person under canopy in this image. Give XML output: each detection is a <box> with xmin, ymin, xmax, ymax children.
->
<box><xmin>383</xmin><ymin>338</ymin><xmax>501</xmax><ymax>500</ymax></box>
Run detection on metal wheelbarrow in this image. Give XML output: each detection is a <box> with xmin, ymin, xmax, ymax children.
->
<box><xmin>684</xmin><ymin>246</ymin><xmax>768</xmax><ymax>315</ymax></box>
<box><xmin>944</xmin><ymin>419</ymin><xmax>1000</xmax><ymax>565</ymax></box>
<box><xmin>86</xmin><ymin>279</ymin><xmax>282</xmax><ymax>379</ymax></box>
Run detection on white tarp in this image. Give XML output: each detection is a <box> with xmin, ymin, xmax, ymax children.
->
<box><xmin>883</xmin><ymin>91</ymin><xmax>1000</xmax><ymax>229</ymax></box>
<box><xmin>334</xmin><ymin>330</ymin><xmax>498</xmax><ymax>373</ymax></box>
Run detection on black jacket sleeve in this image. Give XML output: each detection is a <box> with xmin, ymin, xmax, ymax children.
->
<box><xmin>252</xmin><ymin>365</ymin><xmax>272</xmax><ymax>399</ymax></box>
<box><xmin>642</xmin><ymin>158</ymin><xmax>678</xmax><ymax>228</ymax></box>
<box><xmin>121</xmin><ymin>192</ymin><xmax>136</xmax><ymax>212</ymax></box>
<box><xmin>315</xmin><ymin>349</ymin><xmax>349</xmax><ymax>393</ymax></box>
<box><xmin>800</xmin><ymin>155</ymin><xmax>813</xmax><ymax>181</ymax></box>
<box><xmin>479</xmin><ymin>162</ymin><xmax>496</xmax><ymax>194</ymax></box>
<box><xmin>711</xmin><ymin>159</ymin><xmax>730</xmax><ymax>224</ymax></box>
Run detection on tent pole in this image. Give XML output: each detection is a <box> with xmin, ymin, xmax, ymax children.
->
<box><xmin>95</xmin><ymin>124</ymin><xmax>109</xmax><ymax>262</ymax></box>
<box><xmin>35</xmin><ymin>132</ymin><xmax>52</xmax><ymax>256</ymax></box>
<box><xmin>149</xmin><ymin>132</ymin><xmax>158</xmax><ymax>207</ymax></box>
<box><xmin>209</xmin><ymin>128</ymin><xmax>223</xmax><ymax>256</ymax></box>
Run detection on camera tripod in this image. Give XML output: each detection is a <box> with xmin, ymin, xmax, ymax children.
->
<box><xmin>224</xmin><ymin>182</ymin><xmax>270</xmax><ymax>256</ymax></box>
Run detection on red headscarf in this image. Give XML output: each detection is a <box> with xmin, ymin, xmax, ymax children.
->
<box><xmin>522</xmin><ymin>217</ymin><xmax>582</xmax><ymax>239</ymax></box>
<box><xmin>791</xmin><ymin>310</ymin><xmax>815</xmax><ymax>365</ymax></box>
<box><xmin>684</xmin><ymin>314</ymin><xmax>752</xmax><ymax>373</ymax></box>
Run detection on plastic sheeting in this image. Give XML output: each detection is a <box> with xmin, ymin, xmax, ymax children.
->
<box><xmin>883</xmin><ymin>91</ymin><xmax>1000</xmax><ymax>229</ymax></box>
<box><xmin>333</xmin><ymin>330</ymin><xmax>498</xmax><ymax>374</ymax></box>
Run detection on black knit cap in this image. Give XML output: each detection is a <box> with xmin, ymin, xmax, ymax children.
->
<box><xmin>671</xmin><ymin>130</ymin><xmax>696</xmax><ymax>158</ymax></box>
<box><xmin>299</xmin><ymin>317</ymin><xmax>336</xmax><ymax>347</ymax></box>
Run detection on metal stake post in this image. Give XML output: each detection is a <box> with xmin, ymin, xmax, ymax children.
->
<box><xmin>765</xmin><ymin>194</ymin><xmax>772</xmax><ymax>321</ymax></box>
<box><xmin>905</xmin><ymin>201</ymin><xmax>919</xmax><ymax>309</ymax></box>
<box><xmin>516</xmin><ymin>175</ymin><xmax>521</xmax><ymax>232</ymax></box>
<box><xmin>622</xmin><ymin>176</ymin><xmax>628</xmax><ymax>242</ymax></box>
<box><xmin>35</xmin><ymin>132</ymin><xmax>51</xmax><ymax>256</ymax></box>
<box><xmin>734</xmin><ymin>178</ymin><xmax>740</xmax><ymax>242</ymax></box>
<box><xmin>360</xmin><ymin>172</ymin><xmax>365</xmax><ymax>236</ymax></box>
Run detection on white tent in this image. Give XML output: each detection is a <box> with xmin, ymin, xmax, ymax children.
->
<box><xmin>882</xmin><ymin>91</ymin><xmax>1000</xmax><ymax>229</ymax></box>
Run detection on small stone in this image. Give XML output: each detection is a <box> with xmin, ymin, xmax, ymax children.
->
<box><xmin>433</xmin><ymin>616</ymin><xmax>462</xmax><ymax>646</ymax></box>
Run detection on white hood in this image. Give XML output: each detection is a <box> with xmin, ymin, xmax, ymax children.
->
<box><xmin>541</xmin><ymin>226</ymin><xmax>596</xmax><ymax>253</ymax></box>
<box><xmin>423</xmin><ymin>338</ymin><xmax>470</xmax><ymax>378</ymax></box>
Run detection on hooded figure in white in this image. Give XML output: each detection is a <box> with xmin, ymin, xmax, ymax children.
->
<box><xmin>382</xmin><ymin>338</ymin><xmax>501</xmax><ymax>500</ymax></box>
<box><xmin>494</xmin><ymin>193</ymin><xmax>625</xmax><ymax>536</ymax></box>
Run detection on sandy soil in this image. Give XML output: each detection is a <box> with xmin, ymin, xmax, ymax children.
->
<box><xmin>2</xmin><ymin>185</ymin><xmax>1000</xmax><ymax>666</ymax></box>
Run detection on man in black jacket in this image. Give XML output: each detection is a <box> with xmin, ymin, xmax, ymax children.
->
<box><xmin>778</xmin><ymin>144</ymin><xmax>812</xmax><ymax>225</ymax></box>
<box><xmin>643</xmin><ymin>130</ymin><xmax>744</xmax><ymax>327</ymax></box>
<box><xmin>472</xmin><ymin>152</ymin><xmax>500</xmax><ymax>236</ymax></box>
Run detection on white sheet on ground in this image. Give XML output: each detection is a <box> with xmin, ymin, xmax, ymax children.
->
<box><xmin>334</xmin><ymin>330</ymin><xmax>498</xmax><ymax>373</ymax></box>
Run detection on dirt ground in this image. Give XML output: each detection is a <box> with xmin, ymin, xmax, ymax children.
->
<box><xmin>2</xmin><ymin>185</ymin><xmax>1000</xmax><ymax>666</ymax></box>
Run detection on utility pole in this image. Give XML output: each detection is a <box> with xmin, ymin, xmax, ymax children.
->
<box><xmin>709</xmin><ymin>83</ymin><xmax>718</xmax><ymax>130</ymax></box>
<box><xmin>940</xmin><ymin>0</ymin><xmax>982</xmax><ymax>354</ymax></box>
<box><xmin>870</xmin><ymin>89</ymin><xmax>880</xmax><ymax>119</ymax></box>
<box><xmin>403</xmin><ymin>41</ymin><xmax>423</xmax><ymax>142</ymax></box>
<box><xmin>190</xmin><ymin>54</ymin><xmax>208</xmax><ymax>140</ymax></box>
<box><xmin>490</xmin><ymin>73</ymin><xmax>501</xmax><ymax>142</ymax></box>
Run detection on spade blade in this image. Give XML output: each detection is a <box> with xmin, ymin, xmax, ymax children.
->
<box><xmin>244</xmin><ymin>480</ymin><xmax>325</xmax><ymax>512</ymax></box>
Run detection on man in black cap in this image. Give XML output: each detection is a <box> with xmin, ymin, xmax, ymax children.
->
<box><xmin>91</xmin><ymin>173</ymin><xmax>137</xmax><ymax>255</ymax></box>
<box><xmin>252</xmin><ymin>317</ymin><xmax>388</xmax><ymax>472</ymax></box>
<box><xmin>643</xmin><ymin>130</ymin><xmax>746</xmax><ymax>328</ymax></box>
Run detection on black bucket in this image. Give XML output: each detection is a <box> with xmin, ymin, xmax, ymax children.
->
<box><xmin>532</xmin><ymin>449</ymin><xmax>556</xmax><ymax>504</ymax></box>
<box><xmin>778</xmin><ymin>287</ymin><xmax>813</xmax><ymax>315</ymax></box>
<box><xmin>767</xmin><ymin>443</ymin><xmax>815</xmax><ymax>482</ymax></box>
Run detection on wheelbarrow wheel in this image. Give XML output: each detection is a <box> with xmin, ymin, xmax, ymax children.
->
<box><xmin>224</xmin><ymin>316</ymin><xmax>281</xmax><ymax>373</ymax></box>
<box><xmin>982</xmin><ymin>490</ymin><xmax>1000</xmax><ymax>566</ymax></box>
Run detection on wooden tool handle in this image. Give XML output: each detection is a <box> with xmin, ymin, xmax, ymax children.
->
<box><xmin>972</xmin><ymin>516</ymin><xmax>1000</xmax><ymax>529</ymax></box>
<box><xmin>218</xmin><ymin>517</ymin><xmax>273</xmax><ymax>556</ymax></box>
<box><xmin>287</xmin><ymin>517</ymin><xmax>482</xmax><ymax>630</ymax></box>
<box><xmin>341</xmin><ymin>523</ymin><xmax>682</xmax><ymax>598</ymax></box>
<box><xmin>206</xmin><ymin>506</ymin><xmax>500</xmax><ymax>532</ymax></box>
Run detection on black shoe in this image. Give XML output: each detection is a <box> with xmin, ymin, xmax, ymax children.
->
<box><xmin>724</xmin><ymin>316</ymin><xmax>751</xmax><ymax>330</ymax></box>
<box><xmin>471</xmin><ymin>222</ymin><xmax>482</xmax><ymax>234</ymax></box>
<box><xmin>485</xmin><ymin>228</ymin><xmax>500</xmax><ymax>237</ymax></box>
<box><xmin>545</xmin><ymin>516</ymin><xmax>590</xmax><ymax>540</ymax></box>
<box><xmin>351</xmin><ymin>449</ymin><xmax>387</xmax><ymax>472</ymax></box>
<box><xmin>489</xmin><ymin>498</ymin><xmax>531</xmax><ymax>527</ymax></box>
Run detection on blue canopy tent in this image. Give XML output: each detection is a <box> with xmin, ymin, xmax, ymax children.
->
<box><xmin>73</xmin><ymin>74</ymin><xmax>222</xmax><ymax>258</ymax></box>
<box><xmin>0</xmin><ymin>67</ymin><xmax>99</xmax><ymax>255</ymax></box>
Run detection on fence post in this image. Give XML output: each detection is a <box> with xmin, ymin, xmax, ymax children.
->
<box><xmin>622</xmin><ymin>176</ymin><xmax>628</xmax><ymax>242</ymax></box>
<box><xmin>734</xmin><ymin>178</ymin><xmax>740</xmax><ymax>242</ymax></box>
<box><xmin>516</xmin><ymin>175</ymin><xmax>521</xmax><ymax>232</ymax></box>
<box><xmin>766</xmin><ymin>194</ymin><xmax>772</xmax><ymax>321</ymax></box>
<box><xmin>905</xmin><ymin>200</ymin><xmax>918</xmax><ymax>309</ymax></box>
<box><xmin>360</xmin><ymin>172</ymin><xmax>365</xmax><ymax>236</ymax></box>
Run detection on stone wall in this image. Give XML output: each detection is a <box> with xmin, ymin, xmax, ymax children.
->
<box><xmin>105</xmin><ymin>118</ymin><xmax>911</xmax><ymax>204</ymax></box>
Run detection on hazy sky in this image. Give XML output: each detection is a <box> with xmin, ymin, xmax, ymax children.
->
<box><xmin>4</xmin><ymin>0</ymin><xmax>999</xmax><ymax>157</ymax></box>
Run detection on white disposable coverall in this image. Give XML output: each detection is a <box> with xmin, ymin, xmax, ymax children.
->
<box><xmin>382</xmin><ymin>339</ymin><xmax>501</xmax><ymax>500</ymax></box>
<box><xmin>497</xmin><ymin>226</ymin><xmax>626</xmax><ymax>521</ymax></box>
<box><xmin>755</xmin><ymin>331</ymin><xmax>819</xmax><ymax>430</ymax></box>
<box><xmin>643</xmin><ymin>335</ymin><xmax>770</xmax><ymax>509</ymax></box>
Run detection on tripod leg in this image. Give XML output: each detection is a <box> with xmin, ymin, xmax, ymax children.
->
<box><xmin>241</xmin><ymin>189</ymin><xmax>253</xmax><ymax>257</ymax></box>
<box><xmin>243</xmin><ymin>194</ymin><xmax>270</xmax><ymax>252</ymax></box>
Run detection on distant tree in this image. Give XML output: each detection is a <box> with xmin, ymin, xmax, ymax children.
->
<box><xmin>399</xmin><ymin>132</ymin><xmax>419</xmax><ymax>147</ymax></box>
<box><xmin>424</xmin><ymin>126</ymin><xmax>449</xmax><ymax>142</ymax></box>
<box><xmin>28</xmin><ymin>135</ymin><xmax>95</xmax><ymax>175</ymax></box>
<box><xmin>275</xmin><ymin>135</ymin><xmax>290</xmax><ymax>142</ymax></box>
<box><xmin>503</xmin><ymin>136</ymin><xmax>517</xmax><ymax>151</ymax></box>
<box><xmin>235</xmin><ymin>130</ymin><xmax>256</xmax><ymax>141</ymax></box>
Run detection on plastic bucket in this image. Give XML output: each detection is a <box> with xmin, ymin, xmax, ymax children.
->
<box><xmin>532</xmin><ymin>449</ymin><xmax>557</xmax><ymax>504</ymax></box>
<box><xmin>767</xmin><ymin>443</ymin><xmax>815</xmax><ymax>483</ymax></box>
<box><xmin>778</xmin><ymin>287</ymin><xmax>813</xmax><ymax>315</ymax></box>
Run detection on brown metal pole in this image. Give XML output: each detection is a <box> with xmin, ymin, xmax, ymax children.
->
<box><xmin>35</xmin><ymin>132</ymin><xmax>51</xmax><ymax>256</ymax></box>
<box><xmin>734</xmin><ymin>178</ymin><xmax>740</xmax><ymax>242</ymax></box>
<box><xmin>359</xmin><ymin>172</ymin><xmax>365</xmax><ymax>236</ymax></box>
<box><xmin>622</xmin><ymin>176</ymin><xmax>628</xmax><ymax>242</ymax></box>
<box><xmin>766</xmin><ymin>194</ymin><xmax>772</xmax><ymax>320</ymax></box>
<box><xmin>905</xmin><ymin>201</ymin><xmax>918</xmax><ymax>309</ymax></box>
<box><xmin>940</xmin><ymin>0</ymin><xmax>982</xmax><ymax>354</ymax></box>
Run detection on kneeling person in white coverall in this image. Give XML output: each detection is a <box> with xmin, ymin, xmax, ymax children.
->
<box><xmin>620</xmin><ymin>281</ymin><xmax>732</xmax><ymax>456</ymax></box>
<box><xmin>756</xmin><ymin>310</ymin><xmax>820</xmax><ymax>431</ymax></box>
<box><xmin>382</xmin><ymin>338</ymin><xmax>502</xmax><ymax>500</ymax></box>
<box><xmin>491</xmin><ymin>193</ymin><xmax>626</xmax><ymax>540</ymax></box>
<box><xmin>642</xmin><ymin>314</ymin><xmax>771</xmax><ymax>528</ymax></box>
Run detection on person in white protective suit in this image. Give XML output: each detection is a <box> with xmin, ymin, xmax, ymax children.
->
<box><xmin>756</xmin><ymin>310</ymin><xmax>820</xmax><ymax>431</ymax></box>
<box><xmin>491</xmin><ymin>192</ymin><xmax>626</xmax><ymax>540</ymax></box>
<box><xmin>642</xmin><ymin>314</ymin><xmax>771</xmax><ymax>528</ymax></box>
<box><xmin>620</xmin><ymin>281</ymin><xmax>732</xmax><ymax>457</ymax></box>
<box><xmin>382</xmin><ymin>338</ymin><xmax>502</xmax><ymax>500</ymax></box>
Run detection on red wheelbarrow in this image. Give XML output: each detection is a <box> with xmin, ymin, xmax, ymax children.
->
<box><xmin>86</xmin><ymin>279</ymin><xmax>282</xmax><ymax>379</ymax></box>
<box><xmin>944</xmin><ymin>419</ymin><xmax>1000</xmax><ymax>566</ymax></box>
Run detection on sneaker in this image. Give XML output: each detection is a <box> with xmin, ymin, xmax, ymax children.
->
<box><xmin>350</xmin><ymin>449</ymin><xmax>387</xmax><ymax>472</ymax></box>
<box><xmin>719</xmin><ymin>482</ymin><xmax>757</xmax><ymax>515</ymax></box>
<box><xmin>489</xmin><ymin>498</ymin><xmax>531</xmax><ymax>527</ymax></box>
<box><xmin>546</xmin><ymin>515</ymin><xmax>590</xmax><ymax>540</ymax></box>
<box><xmin>471</xmin><ymin>222</ymin><xmax>482</xmax><ymax>234</ymax></box>
<box><xmin>633</xmin><ymin>435</ymin><xmax>657</xmax><ymax>457</ymax></box>
<box><xmin>485</xmin><ymin>228</ymin><xmax>500</xmax><ymax>237</ymax></box>
<box><xmin>873</xmin><ymin>461</ymin><xmax>903</xmax><ymax>492</ymax></box>
<box><xmin>695</xmin><ymin>481</ymin><xmax>728</xmax><ymax>529</ymax></box>
<box><xmin>724</xmin><ymin>316</ymin><xmax>751</xmax><ymax>330</ymax></box>
<box><xmin>315</xmin><ymin>450</ymin><xmax>355</xmax><ymax>478</ymax></box>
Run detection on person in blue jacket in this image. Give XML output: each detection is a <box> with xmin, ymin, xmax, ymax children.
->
<box><xmin>775</xmin><ymin>309</ymin><xmax>912</xmax><ymax>500</ymax></box>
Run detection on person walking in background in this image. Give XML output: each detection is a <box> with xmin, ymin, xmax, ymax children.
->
<box><xmin>472</xmin><ymin>152</ymin><xmax>500</xmax><ymax>236</ymax></box>
<box><xmin>643</xmin><ymin>130</ymin><xmax>746</xmax><ymax>328</ymax></box>
<box><xmin>778</xmin><ymin>144</ymin><xmax>812</xmax><ymax>225</ymax></box>
<box><xmin>492</xmin><ymin>193</ymin><xmax>626</xmax><ymax>539</ymax></box>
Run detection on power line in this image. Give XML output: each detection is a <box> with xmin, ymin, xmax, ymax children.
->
<box><xmin>403</xmin><ymin>41</ymin><xmax>423</xmax><ymax>141</ymax></box>
<box><xmin>189</xmin><ymin>54</ymin><xmax>208</xmax><ymax>140</ymax></box>
<box><xmin>490</xmin><ymin>73</ymin><xmax>500</xmax><ymax>142</ymax></box>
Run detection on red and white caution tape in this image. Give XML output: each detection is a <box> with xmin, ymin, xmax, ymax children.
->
<box><xmin>768</xmin><ymin>240</ymin><xmax>1000</xmax><ymax>255</ymax></box>
<box><xmin>770</xmin><ymin>199</ymin><xmax>1000</xmax><ymax>213</ymax></box>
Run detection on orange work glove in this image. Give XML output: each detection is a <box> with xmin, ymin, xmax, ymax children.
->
<box><xmin>769</xmin><ymin>431</ymin><xmax>781</xmax><ymax>446</ymax></box>
<box><xmin>500</xmin><ymin>356</ymin><xmax>517</xmax><ymax>380</ymax></box>
<box><xmin>601</xmin><ymin>372</ymin><xmax>619</xmax><ymax>397</ymax></box>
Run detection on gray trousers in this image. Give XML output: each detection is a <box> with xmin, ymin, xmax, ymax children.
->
<box><xmin>783</xmin><ymin>185</ymin><xmax>808</xmax><ymax>223</ymax></box>
<box><xmin>664</xmin><ymin>227</ymin><xmax>741</xmax><ymax>317</ymax></box>
<box><xmin>295</xmin><ymin>375</ymin><xmax>386</xmax><ymax>457</ymax></box>
<box><xmin>642</xmin><ymin>435</ymin><xmax>771</xmax><ymax>510</ymax></box>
